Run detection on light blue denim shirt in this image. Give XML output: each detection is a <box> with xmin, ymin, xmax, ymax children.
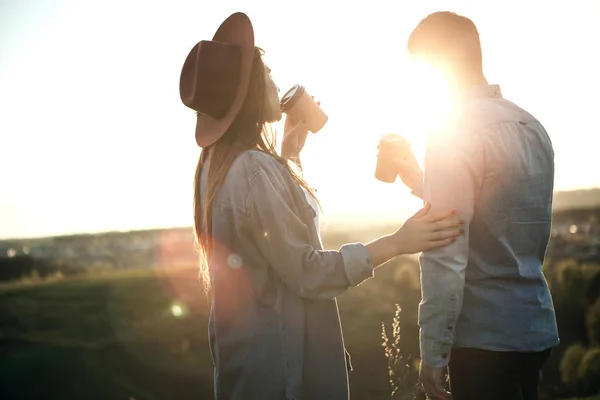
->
<box><xmin>200</xmin><ymin>150</ymin><xmax>374</xmax><ymax>399</ymax></box>
<box><xmin>414</xmin><ymin>84</ymin><xmax>560</xmax><ymax>368</ymax></box>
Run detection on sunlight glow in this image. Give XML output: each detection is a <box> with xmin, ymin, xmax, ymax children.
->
<box><xmin>292</xmin><ymin>54</ymin><xmax>458</xmax><ymax>218</ymax></box>
<box><xmin>403</xmin><ymin>58</ymin><xmax>455</xmax><ymax>140</ymax></box>
<box><xmin>1</xmin><ymin>1</ymin><xmax>599</xmax><ymax>238</ymax></box>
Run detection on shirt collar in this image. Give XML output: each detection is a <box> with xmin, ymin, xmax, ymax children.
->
<box><xmin>462</xmin><ymin>84</ymin><xmax>503</xmax><ymax>101</ymax></box>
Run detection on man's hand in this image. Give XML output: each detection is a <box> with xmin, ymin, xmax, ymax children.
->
<box><xmin>419</xmin><ymin>361</ymin><xmax>452</xmax><ymax>400</ymax></box>
<box><xmin>393</xmin><ymin>149</ymin><xmax>423</xmax><ymax>191</ymax></box>
<box><xmin>281</xmin><ymin>117</ymin><xmax>309</xmax><ymax>160</ymax></box>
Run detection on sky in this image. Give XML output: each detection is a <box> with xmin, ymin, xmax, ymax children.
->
<box><xmin>1</xmin><ymin>0</ymin><xmax>599</xmax><ymax>239</ymax></box>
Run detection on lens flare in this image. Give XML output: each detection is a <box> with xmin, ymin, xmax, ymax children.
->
<box><xmin>171</xmin><ymin>303</ymin><xmax>185</xmax><ymax>317</ymax></box>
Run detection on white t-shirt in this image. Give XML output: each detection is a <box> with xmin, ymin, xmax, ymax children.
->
<box><xmin>302</xmin><ymin>188</ymin><xmax>320</xmax><ymax>234</ymax></box>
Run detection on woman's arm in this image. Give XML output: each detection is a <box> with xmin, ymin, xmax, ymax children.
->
<box><xmin>280</xmin><ymin>117</ymin><xmax>308</xmax><ymax>168</ymax></box>
<box><xmin>246</xmin><ymin>159</ymin><xmax>462</xmax><ymax>300</ymax></box>
<box><xmin>365</xmin><ymin>203</ymin><xmax>459</xmax><ymax>266</ymax></box>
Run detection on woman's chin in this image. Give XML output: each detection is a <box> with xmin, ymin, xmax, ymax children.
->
<box><xmin>267</xmin><ymin>110</ymin><xmax>283</xmax><ymax>123</ymax></box>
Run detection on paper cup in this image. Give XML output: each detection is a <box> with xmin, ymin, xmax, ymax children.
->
<box><xmin>375</xmin><ymin>134</ymin><xmax>411</xmax><ymax>183</ymax></box>
<box><xmin>280</xmin><ymin>85</ymin><xmax>328</xmax><ymax>133</ymax></box>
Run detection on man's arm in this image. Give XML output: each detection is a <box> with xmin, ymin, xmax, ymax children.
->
<box><xmin>393</xmin><ymin>146</ymin><xmax>425</xmax><ymax>199</ymax></box>
<box><xmin>418</xmin><ymin>129</ymin><xmax>483</xmax><ymax>368</ymax></box>
<box><xmin>411</xmin><ymin>180</ymin><xmax>424</xmax><ymax>200</ymax></box>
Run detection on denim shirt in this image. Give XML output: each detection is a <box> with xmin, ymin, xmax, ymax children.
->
<box><xmin>200</xmin><ymin>150</ymin><xmax>374</xmax><ymax>399</ymax></box>
<box><xmin>415</xmin><ymin>85</ymin><xmax>560</xmax><ymax>368</ymax></box>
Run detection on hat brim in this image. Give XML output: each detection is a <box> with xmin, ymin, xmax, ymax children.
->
<box><xmin>195</xmin><ymin>12</ymin><xmax>255</xmax><ymax>148</ymax></box>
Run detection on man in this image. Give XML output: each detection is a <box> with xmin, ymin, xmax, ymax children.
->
<box><xmin>396</xmin><ymin>12</ymin><xmax>560</xmax><ymax>400</ymax></box>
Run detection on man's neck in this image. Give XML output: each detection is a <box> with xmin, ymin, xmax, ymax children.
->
<box><xmin>450</xmin><ymin>70</ymin><xmax>488</xmax><ymax>95</ymax></box>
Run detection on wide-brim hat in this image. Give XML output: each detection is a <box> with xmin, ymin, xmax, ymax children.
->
<box><xmin>179</xmin><ymin>12</ymin><xmax>255</xmax><ymax>147</ymax></box>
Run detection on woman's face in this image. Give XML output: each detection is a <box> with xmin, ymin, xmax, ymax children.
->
<box><xmin>263</xmin><ymin>63</ymin><xmax>282</xmax><ymax>123</ymax></box>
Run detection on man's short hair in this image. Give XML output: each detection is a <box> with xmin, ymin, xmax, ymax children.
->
<box><xmin>407</xmin><ymin>12</ymin><xmax>483</xmax><ymax>73</ymax></box>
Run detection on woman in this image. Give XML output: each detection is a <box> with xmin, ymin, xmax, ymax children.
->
<box><xmin>179</xmin><ymin>13</ymin><xmax>462</xmax><ymax>400</ymax></box>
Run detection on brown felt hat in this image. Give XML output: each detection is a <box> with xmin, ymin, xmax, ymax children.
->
<box><xmin>179</xmin><ymin>12</ymin><xmax>255</xmax><ymax>147</ymax></box>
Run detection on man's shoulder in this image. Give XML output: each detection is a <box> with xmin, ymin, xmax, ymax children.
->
<box><xmin>426</xmin><ymin>95</ymin><xmax>540</xmax><ymax>151</ymax></box>
<box><xmin>456</xmin><ymin>96</ymin><xmax>540</xmax><ymax>134</ymax></box>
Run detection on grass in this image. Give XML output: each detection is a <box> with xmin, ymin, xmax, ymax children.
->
<box><xmin>0</xmin><ymin>267</ymin><xmax>216</xmax><ymax>399</ymax></box>
<box><xmin>563</xmin><ymin>397</ymin><xmax>600</xmax><ymax>400</ymax></box>
<box><xmin>3</xmin><ymin>261</ymin><xmax>591</xmax><ymax>399</ymax></box>
<box><xmin>0</xmin><ymin>260</ymin><xmax>425</xmax><ymax>400</ymax></box>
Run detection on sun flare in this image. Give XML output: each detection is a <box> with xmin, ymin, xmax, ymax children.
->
<box><xmin>398</xmin><ymin>59</ymin><xmax>455</xmax><ymax>153</ymax></box>
<box><xmin>295</xmin><ymin>57</ymin><xmax>457</xmax><ymax>215</ymax></box>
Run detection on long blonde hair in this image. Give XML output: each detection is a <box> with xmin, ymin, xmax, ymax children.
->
<box><xmin>193</xmin><ymin>47</ymin><xmax>317</xmax><ymax>292</ymax></box>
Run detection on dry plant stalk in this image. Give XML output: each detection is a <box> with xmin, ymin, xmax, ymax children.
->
<box><xmin>381</xmin><ymin>304</ymin><xmax>412</xmax><ymax>400</ymax></box>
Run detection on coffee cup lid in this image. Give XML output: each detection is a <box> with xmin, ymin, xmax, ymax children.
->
<box><xmin>280</xmin><ymin>84</ymin><xmax>306</xmax><ymax>108</ymax></box>
<box><xmin>281</xmin><ymin>85</ymin><xmax>298</xmax><ymax>103</ymax></box>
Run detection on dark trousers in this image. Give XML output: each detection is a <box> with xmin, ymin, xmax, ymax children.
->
<box><xmin>449</xmin><ymin>348</ymin><xmax>552</xmax><ymax>400</ymax></box>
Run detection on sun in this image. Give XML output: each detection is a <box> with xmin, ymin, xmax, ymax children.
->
<box><xmin>281</xmin><ymin>55</ymin><xmax>456</xmax><ymax>216</ymax></box>
<box><xmin>395</xmin><ymin>58</ymin><xmax>455</xmax><ymax>157</ymax></box>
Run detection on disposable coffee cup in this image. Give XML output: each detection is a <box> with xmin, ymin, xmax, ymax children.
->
<box><xmin>280</xmin><ymin>85</ymin><xmax>328</xmax><ymax>133</ymax></box>
<box><xmin>375</xmin><ymin>134</ymin><xmax>411</xmax><ymax>183</ymax></box>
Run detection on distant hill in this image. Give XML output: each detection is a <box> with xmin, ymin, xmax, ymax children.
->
<box><xmin>0</xmin><ymin>189</ymin><xmax>598</xmax><ymax>245</ymax></box>
<box><xmin>553</xmin><ymin>188</ymin><xmax>600</xmax><ymax>211</ymax></box>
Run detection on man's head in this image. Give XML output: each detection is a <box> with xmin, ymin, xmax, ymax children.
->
<box><xmin>408</xmin><ymin>12</ymin><xmax>484</xmax><ymax>88</ymax></box>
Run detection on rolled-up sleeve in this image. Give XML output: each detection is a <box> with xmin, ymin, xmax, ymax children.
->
<box><xmin>248</xmin><ymin>166</ymin><xmax>374</xmax><ymax>299</ymax></box>
<box><xmin>340</xmin><ymin>243</ymin><xmax>374</xmax><ymax>286</ymax></box>
<box><xmin>418</xmin><ymin>129</ymin><xmax>483</xmax><ymax>368</ymax></box>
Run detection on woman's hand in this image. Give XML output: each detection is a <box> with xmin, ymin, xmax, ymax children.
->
<box><xmin>281</xmin><ymin>117</ymin><xmax>309</xmax><ymax>160</ymax></box>
<box><xmin>393</xmin><ymin>203</ymin><xmax>463</xmax><ymax>254</ymax></box>
<box><xmin>364</xmin><ymin>203</ymin><xmax>463</xmax><ymax>268</ymax></box>
<box><xmin>281</xmin><ymin>98</ymin><xmax>320</xmax><ymax>160</ymax></box>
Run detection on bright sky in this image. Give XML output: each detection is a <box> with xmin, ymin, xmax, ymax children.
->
<box><xmin>1</xmin><ymin>0</ymin><xmax>599</xmax><ymax>239</ymax></box>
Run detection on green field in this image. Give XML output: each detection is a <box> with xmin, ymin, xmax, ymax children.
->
<box><xmin>2</xmin><ymin>259</ymin><xmax>598</xmax><ymax>400</ymax></box>
<box><xmin>565</xmin><ymin>397</ymin><xmax>600</xmax><ymax>400</ymax></box>
<box><xmin>0</xmin><ymin>261</ymin><xmax>425</xmax><ymax>400</ymax></box>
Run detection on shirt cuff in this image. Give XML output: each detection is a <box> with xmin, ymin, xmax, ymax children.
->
<box><xmin>411</xmin><ymin>180</ymin><xmax>424</xmax><ymax>199</ymax></box>
<box><xmin>420</xmin><ymin>337</ymin><xmax>452</xmax><ymax>368</ymax></box>
<box><xmin>340</xmin><ymin>243</ymin><xmax>374</xmax><ymax>286</ymax></box>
